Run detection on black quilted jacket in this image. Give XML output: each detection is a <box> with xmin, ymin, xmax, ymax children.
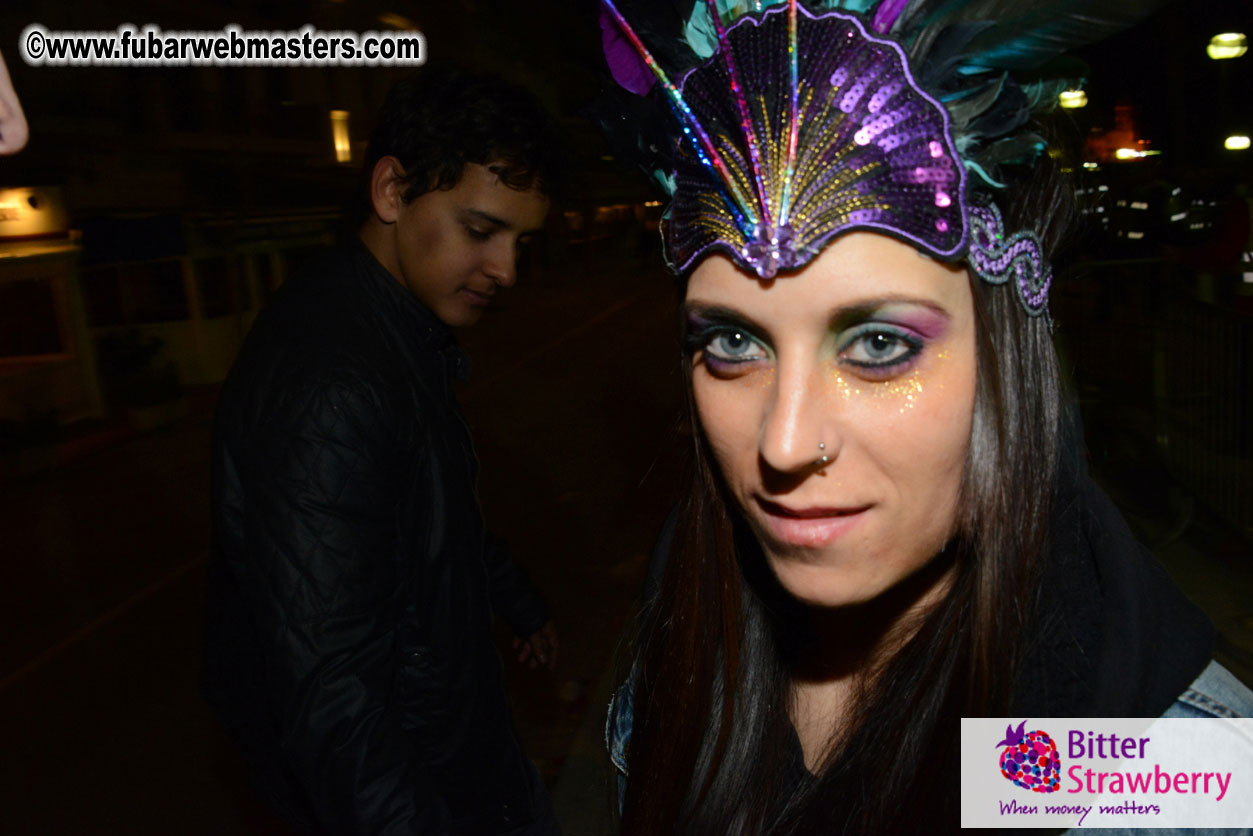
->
<box><xmin>203</xmin><ymin>242</ymin><xmax>551</xmax><ymax>835</ymax></box>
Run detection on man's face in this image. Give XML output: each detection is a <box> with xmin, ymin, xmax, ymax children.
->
<box><xmin>380</xmin><ymin>162</ymin><xmax>549</xmax><ymax>327</ymax></box>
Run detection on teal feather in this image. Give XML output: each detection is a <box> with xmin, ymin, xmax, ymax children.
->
<box><xmin>683</xmin><ymin>4</ymin><xmax>719</xmax><ymax>57</ymax></box>
<box><xmin>898</xmin><ymin>0</ymin><xmax>1171</xmax><ymax>70</ymax></box>
<box><xmin>1021</xmin><ymin>78</ymin><xmax>1074</xmax><ymax>112</ymax></box>
<box><xmin>963</xmin><ymin>159</ymin><xmax>1007</xmax><ymax>188</ymax></box>
<box><xmin>685</xmin><ymin>0</ymin><xmax>883</xmax><ymax>52</ymax></box>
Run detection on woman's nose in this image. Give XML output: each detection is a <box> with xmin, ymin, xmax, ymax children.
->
<box><xmin>758</xmin><ymin>359</ymin><xmax>839</xmax><ymax>475</ymax></box>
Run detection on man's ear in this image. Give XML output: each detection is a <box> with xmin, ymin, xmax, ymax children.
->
<box><xmin>369</xmin><ymin>156</ymin><xmax>407</xmax><ymax>224</ymax></box>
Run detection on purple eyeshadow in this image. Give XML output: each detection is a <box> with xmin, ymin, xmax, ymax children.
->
<box><xmin>874</xmin><ymin>305</ymin><xmax>950</xmax><ymax>341</ymax></box>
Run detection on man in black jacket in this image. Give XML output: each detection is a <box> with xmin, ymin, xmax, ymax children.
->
<box><xmin>203</xmin><ymin>68</ymin><xmax>565</xmax><ymax>836</ymax></box>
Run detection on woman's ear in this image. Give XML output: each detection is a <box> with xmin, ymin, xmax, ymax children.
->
<box><xmin>369</xmin><ymin>156</ymin><xmax>407</xmax><ymax>224</ymax></box>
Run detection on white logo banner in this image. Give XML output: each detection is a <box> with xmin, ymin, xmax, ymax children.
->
<box><xmin>961</xmin><ymin>718</ymin><xmax>1253</xmax><ymax>829</ymax></box>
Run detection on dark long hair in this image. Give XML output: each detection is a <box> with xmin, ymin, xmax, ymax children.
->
<box><xmin>620</xmin><ymin>159</ymin><xmax>1073</xmax><ymax>834</ymax></box>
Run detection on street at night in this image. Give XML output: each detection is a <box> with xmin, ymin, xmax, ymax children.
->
<box><xmin>0</xmin><ymin>0</ymin><xmax>1250</xmax><ymax>833</ymax></box>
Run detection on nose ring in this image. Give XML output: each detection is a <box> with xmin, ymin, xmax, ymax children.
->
<box><xmin>815</xmin><ymin>442</ymin><xmax>830</xmax><ymax>467</ymax></box>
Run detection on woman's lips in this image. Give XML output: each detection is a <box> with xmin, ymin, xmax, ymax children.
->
<box><xmin>754</xmin><ymin>498</ymin><xmax>870</xmax><ymax>547</ymax></box>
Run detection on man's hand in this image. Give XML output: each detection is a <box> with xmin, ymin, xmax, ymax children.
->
<box><xmin>512</xmin><ymin>620</ymin><xmax>558</xmax><ymax>672</ymax></box>
<box><xmin>0</xmin><ymin>52</ymin><xmax>29</xmax><ymax>155</ymax></box>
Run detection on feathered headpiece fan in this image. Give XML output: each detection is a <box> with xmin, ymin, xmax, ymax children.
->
<box><xmin>594</xmin><ymin>0</ymin><xmax>1164</xmax><ymax>316</ymax></box>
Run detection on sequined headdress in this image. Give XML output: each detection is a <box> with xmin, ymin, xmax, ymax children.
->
<box><xmin>595</xmin><ymin>0</ymin><xmax>1158</xmax><ymax>317</ymax></box>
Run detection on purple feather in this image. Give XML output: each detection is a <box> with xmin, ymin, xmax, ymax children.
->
<box><xmin>600</xmin><ymin>9</ymin><xmax>656</xmax><ymax>96</ymax></box>
<box><xmin>871</xmin><ymin>0</ymin><xmax>910</xmax><ymax>33</ymax></box>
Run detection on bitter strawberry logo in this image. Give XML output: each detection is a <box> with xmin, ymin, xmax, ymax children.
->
<box><xmin>996</xmin><ymin>720</ymin><xmax>1061</xmax><ymax>793</ymax></box>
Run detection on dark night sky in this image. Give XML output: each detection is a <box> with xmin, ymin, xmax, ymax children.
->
<box><xmin>0</xmin><ymin>0</ymin><xmax>1247</xmax><ymax>208</ymax></box>
<box><xmin>1073</xmin><ymin>0</ymin><xmax>1250</xmax><ymax>172</ymax></box>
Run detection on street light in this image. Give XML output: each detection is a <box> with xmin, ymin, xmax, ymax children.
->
<box><xmin>1207</xmin><ymin>33</ymin><xmax>1247</xmax><ymax>60</ymax></box>
<box><xmin>1225</xmin><ymin>135</ymin><xmax>1251</xmax><ymax>151</ymax></box>
<box><xmin>1114</xmin><ymin>148</ymin><xmax>1162</xmax><ymax>161</ymax></box>
<box><xmin>1059</xmin><ymin>89</ymin><xmax>1087</xmax><ymax>109</ymax></box>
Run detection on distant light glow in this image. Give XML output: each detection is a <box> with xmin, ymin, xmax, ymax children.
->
<box><xmin>1207</xmin><ymin>33</ymin><xmax>1247</xmax><ymax>60</ymax></box>
<box><xmin>379</xmin><ymin>12</ymin><xmax>420</xmax><ymax>30</ymax></box>
<box><xmin>1115</xmin><ymin>148</ymin><xmax>1162</xmax><ymax>160</ymax></box>
<box><xmin>330</xmin><ymin>110</ymin><xmax>351</xmax><ymax>163</ymax></box>
<box><xmin>1059</xmin><ymin>89</ymin><xmax>1088</xmax><ymax>109</ymax></box>
<box><xmin>1082</xmin><ymin>161</ymin><xmax>1099</xmax><ymax>170</ymax></box>
<box><xmin>1225</xmin><ymin>135</ymin><xmax>1251</xmax><ymax>150</ymax></box>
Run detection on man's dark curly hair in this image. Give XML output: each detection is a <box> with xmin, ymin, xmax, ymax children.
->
<box><xmin>364</xmin><ymin>65</ymin><xmax>570</xmax><ymax>205</ymax></box>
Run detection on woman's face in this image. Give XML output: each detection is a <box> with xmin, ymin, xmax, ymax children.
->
<box><xmin>686</xmin><ymin>232</ymin><xmax>977</xmax><ymax>608</ymax></box>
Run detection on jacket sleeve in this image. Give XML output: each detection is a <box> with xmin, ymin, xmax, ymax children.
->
<box><xmin>246</xmin><ymin>378</ymin><xmax>451</xmax><ymax>836</ymax></box>
<box><xmin>482</xmin><ymin>532</ymin><xmax>549</xmax><ymax>638</ymax></box>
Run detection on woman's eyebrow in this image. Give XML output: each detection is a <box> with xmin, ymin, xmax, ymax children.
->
<box><xmin>829</xmin><ymin>297</ymin><xmax>952</xmax><ymax>328</ymax></box>
<box><xmin>685</xmin><ymin>297</ymin><xmax>950</xmax><ymax>328</ymax></box>
<box><xmin>682</xmin><ymin>301</ymin><xmax>770</xmax><ymax>335</ymax></box>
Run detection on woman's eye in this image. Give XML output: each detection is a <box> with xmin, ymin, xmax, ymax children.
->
<box><xmin>704</xmin><ymin>330</ymin><xmax>766</xmax><ymax>363</ymax></box>
<box><xmin>839</xmin><ymin>328</ymin><xmax>921</xmax><ymax>369</ymax></box>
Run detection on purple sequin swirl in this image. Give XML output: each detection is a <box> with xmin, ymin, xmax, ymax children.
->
<box><xmin>968</xmin><ymin>203</ymin><xmax>1052</xmax><ymax>317</ymax></box>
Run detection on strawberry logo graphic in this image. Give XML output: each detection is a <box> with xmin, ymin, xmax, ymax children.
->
<box><xmin>996</xmin><ymin>720</ymin><xmax>1061</xmax><ymax>793</ymax></box>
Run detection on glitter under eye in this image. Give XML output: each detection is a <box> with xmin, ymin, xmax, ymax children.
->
<box><xmin>828</xmin><ymin>367</ymin><xmax>924</xmax><ymax>410</ymax></box>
